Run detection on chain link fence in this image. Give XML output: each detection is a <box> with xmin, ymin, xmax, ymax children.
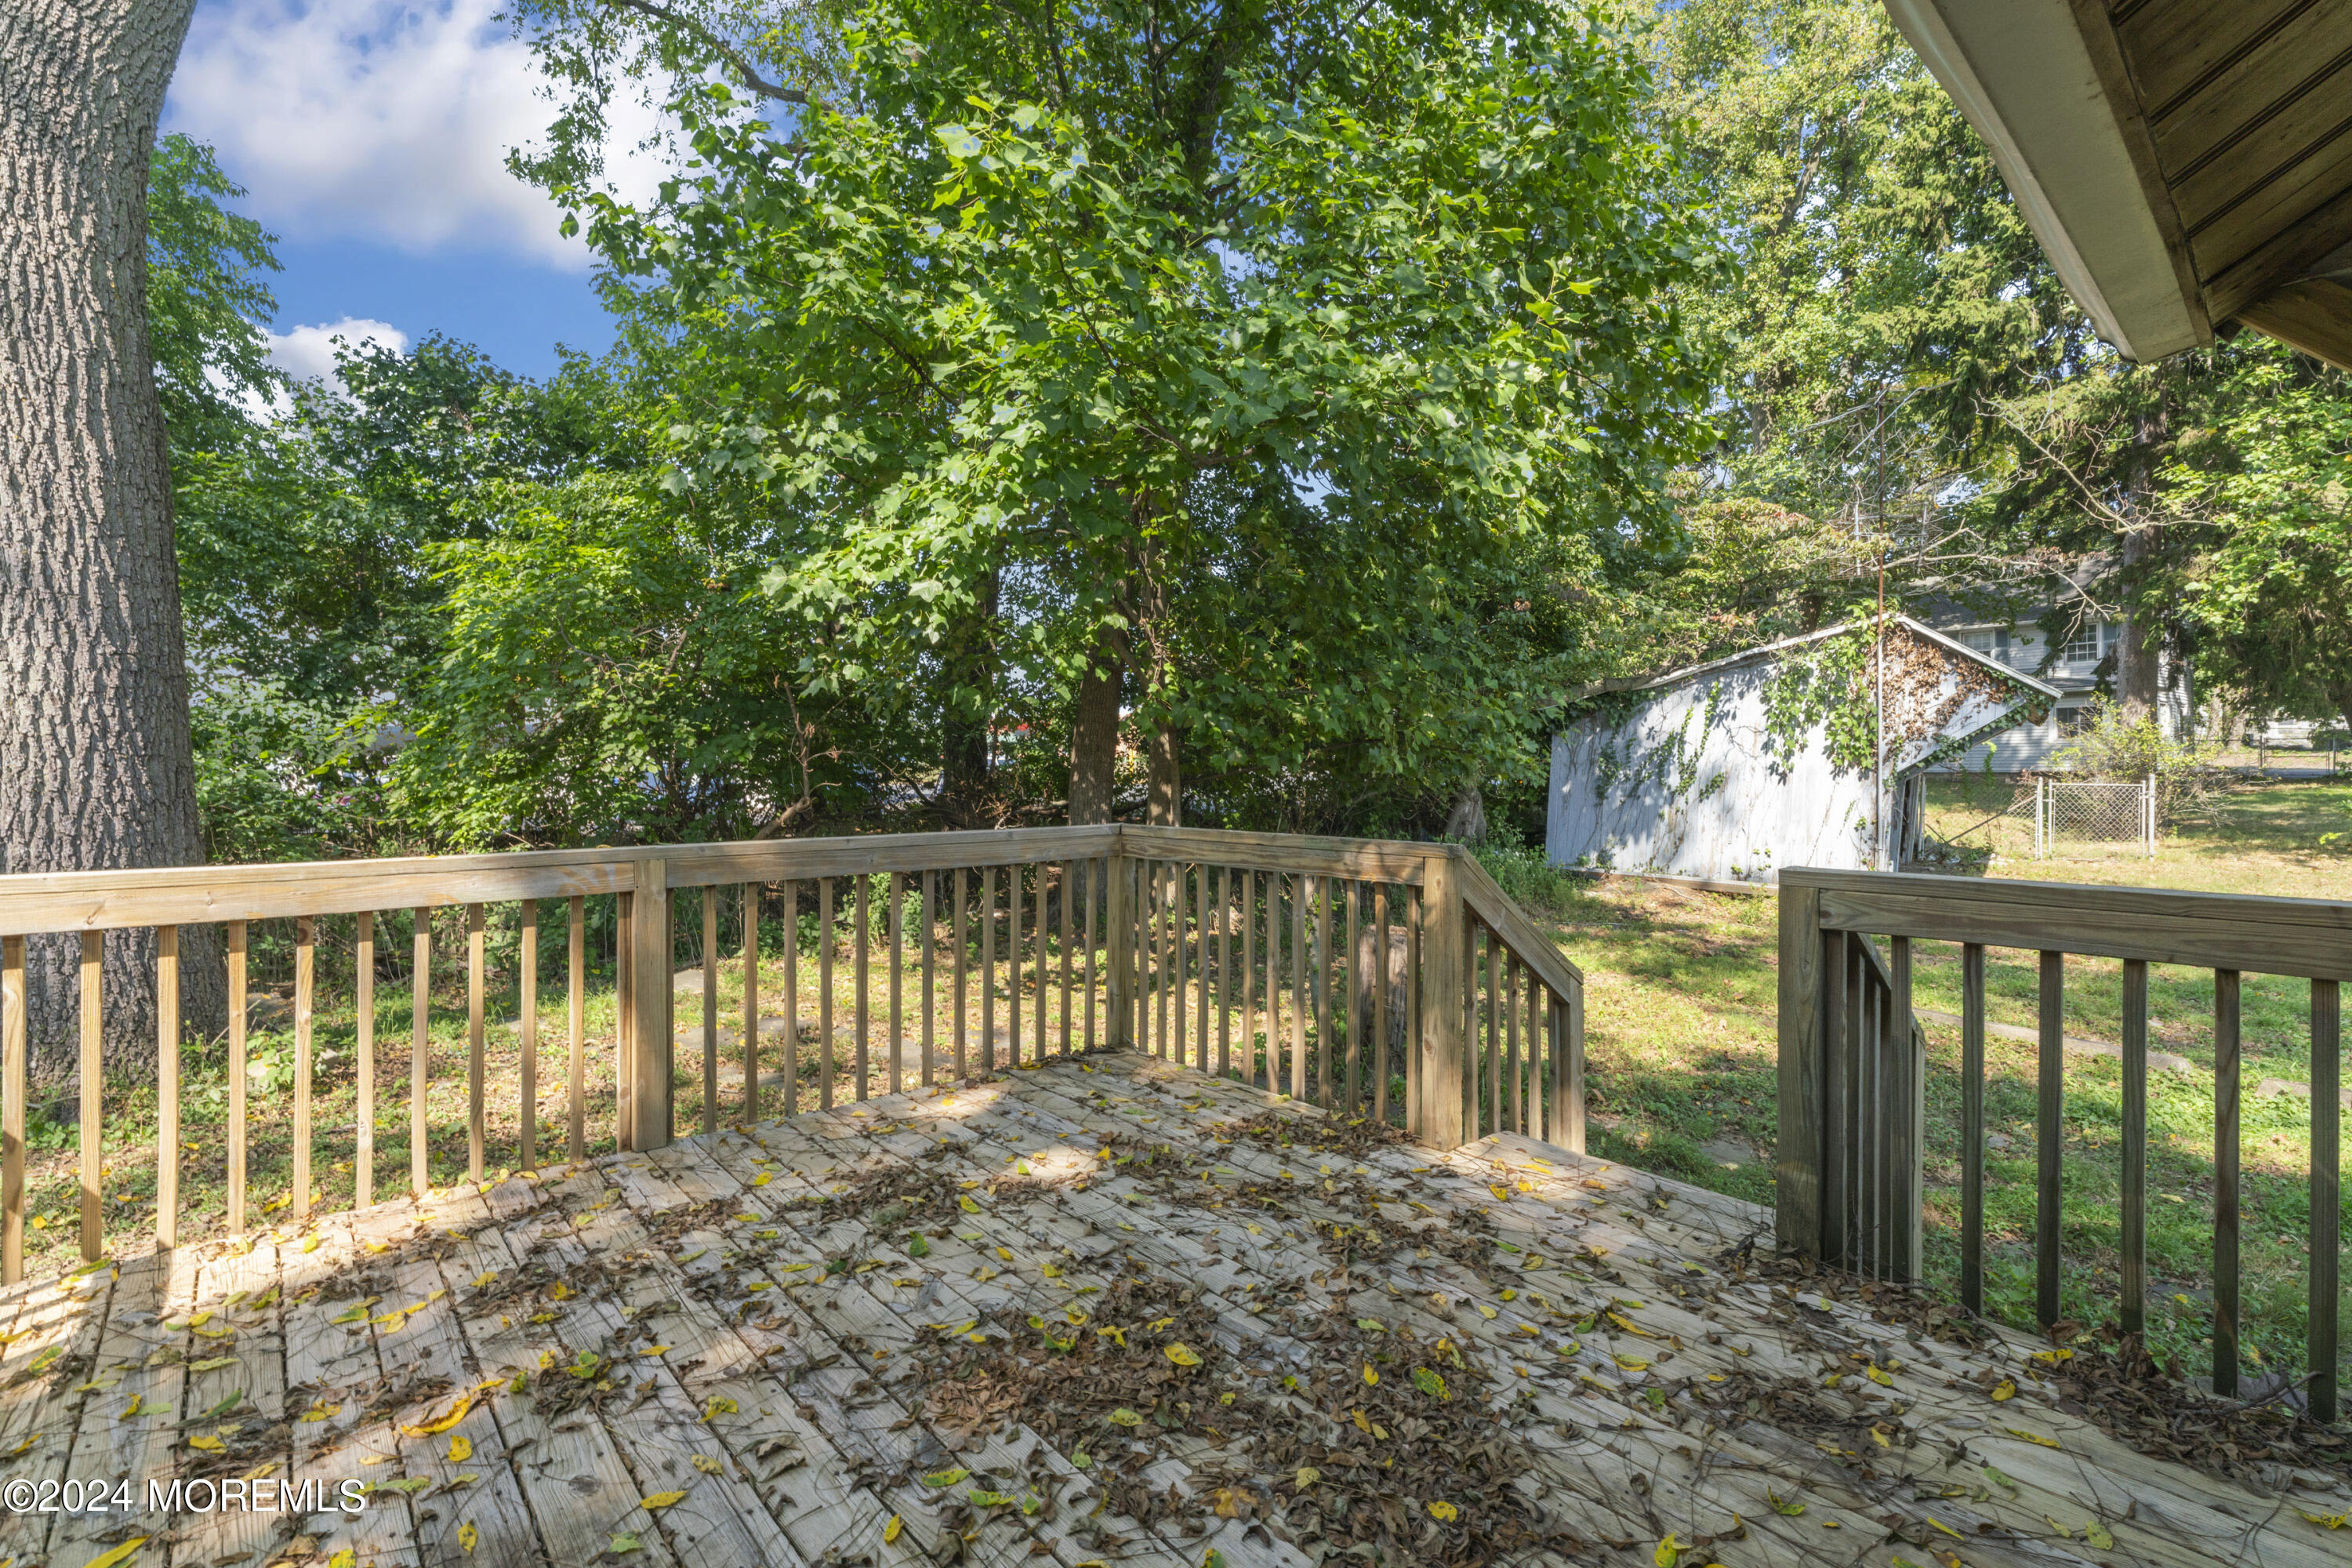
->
<box><xmin>1922</xmin><ymin>775</ymin><xmax>2156</xmax><ymax>866</ymax></box>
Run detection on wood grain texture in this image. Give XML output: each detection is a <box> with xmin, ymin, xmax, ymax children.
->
<box><xmin>296</xmin><ymin>913</ymin><xmax>314</xmax><ymax>1217</ymax></box>
<box><xmin>1774</xmin><ymin>885</ymin><xmax>1825</xmax><ymax>1258</ymax></box>
<box><xmin>2</xmin><ymin>935</ymin><xmax>21</xmax><ymax>1283</ymax></box>
<box><xmin>2311</xmin><ymin>976</ymin><xmax>2340</xmax><ymax>1422</ymax></box>
<box><xmin>1795</xmin><ymin>866</ymin><xmax>2352</xmax><ymax>978</ymax></box>
<box><xmin>410</xmin><ymin>908</ymin><xmax>427</xmax><ymax>1196</ymax></box>
<box><xmin>1419</xmin><ymin>855</ymin><xmax>1467</xmax><ymax>1150</ymax></box>
<box><xmin>467</xmin><ymin>902</ymin><xmax>486</xmax><ymax>1181</ymax></box>
<box><xmin>155</xmin><ymin>922</ymin><xmax>178</xmax><ymax>1246</ymax></box>
<box><xmin>2215</xmin><ymin>967</ymin><xmax>2241</xmax><ymax>1396</ymax></box>
<box><xmin>356</xmin><ymin>910</ymin><xmax>375</xmax><ymax>1207</ymax></box>
<box><xmin>520</xmin><ymin>898</ymin><xmax>538</xmax><ymax>1168</ymax></box>
<box><xmin>2038</xmin><ymin>950</ymin><xmax>2066</xmax><ymax>1330</ymax></box>
<box><xmin>2122</xmin><ymin>957</ymin><xmax>2150</xmax><ymax>1334</ymax></box>
<box><xmin>1962</xmin><ymin>942</ymin><xmax>1986</xmax><ymax>1315</ymax></box>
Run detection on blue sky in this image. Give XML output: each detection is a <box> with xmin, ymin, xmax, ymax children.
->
<box><xmin>162</xmin><ymin>0</ymin><xmax>665</xmax><ymax>381</ymax></box>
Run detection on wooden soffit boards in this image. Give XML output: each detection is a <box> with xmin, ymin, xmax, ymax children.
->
<box><xmin>1882</xmin><ymin>0</ymin><xmax>2207</xmax><ymax>361</ymax></box>
<box><xmin>1886</xmin><ymin>0</ymin><xmax>2352</xmax><ymax>368</ymax></box>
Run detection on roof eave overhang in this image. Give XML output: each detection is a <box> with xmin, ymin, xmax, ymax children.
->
<box><xmin>1880</xmin><ymin>0</ymin><xmax>2208</xmax><ymax>363</ymax></box>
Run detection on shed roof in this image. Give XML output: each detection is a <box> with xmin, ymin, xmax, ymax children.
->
<box><xmin>1573</xmin><ymin>615</ymin><xmax>2063</xmax><ymax>703</ymax></box>
<box><xmin>1883</xmin><ymin>0</ymin><xmax>2352</xmax><ymax>368</ymax></box>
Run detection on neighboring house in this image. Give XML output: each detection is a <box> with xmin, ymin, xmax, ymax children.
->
<box><xmin>1547</xmin><ymin>618</ymin><xmax>2057</xmax><ymax>884</ymax></box>
<box><xmin>1918</xmin><ymin>604</ymin><xmax>2192</xmax><ymax>772</ymax></box>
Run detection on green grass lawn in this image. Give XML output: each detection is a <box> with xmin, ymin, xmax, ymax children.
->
<box><xmin>1484</xmin><ymin>775</ymin><xmax>2352</xmax><ymax>1396</ymax></box>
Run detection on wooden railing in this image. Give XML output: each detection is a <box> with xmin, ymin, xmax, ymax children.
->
<box><xmin>0</xmin><ymin>826</ymin><xmax>1581</xmax><ymax>1283</ymax></box>
<box><xmin>1778</xmin><ymin>866</ymin><xmax>2347</xmax><ymax>1421</ymax></box>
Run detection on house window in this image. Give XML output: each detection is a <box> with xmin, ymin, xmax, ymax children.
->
<box><xmin>2057</xmin><ymin>705</ymin><xmax>2093</xmax><ymax>736</ymax></box>
<box><xmin>2060</xmin><ymin>626</ymin><xmax>2103</xmax><ymax>663</ymax></box>
<box><xmin>1963</xmin><ymin>628</ymin><xmax>2013</xmax><ymax>664</ymax></box>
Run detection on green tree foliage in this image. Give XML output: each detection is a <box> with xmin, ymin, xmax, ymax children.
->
<box><xmin>2161</xmin><ymin>344</ymin><xmax>2352</xmax><ymax>734</ymax></box>
<box><xmin>148</xmin><ymin>132</ymin><xmax>282</xmax><ymax>461</ymax></box>
<box><xmin>515</xmin><ymin>0</ymin><xmax>1719</xmax><ymax>833</ymax></box>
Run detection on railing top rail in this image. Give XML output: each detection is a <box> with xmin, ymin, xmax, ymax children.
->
<box><xmin>0</xmin><ymin>822</ymin><xmax>1457</xmax><ymax>937</ymax></box>
<box><xmin>0</xmin><ymin>825</ymin><xmax>1592</xmax><ymax>997</ymax></box>
<box><xmin>1785</xmin><ymin>866</ymin><xmax>2352</xmax><ymax>979</ymax></box>
<box><xmin>1454</xmin><ymin>848</ymin><xmax>1587</xmax><ymax>997</ymax></box>
<box><xmin>1115</xmin><ymin>826</ymin><xmax>1437</xmax><ymax>884</ymax></box>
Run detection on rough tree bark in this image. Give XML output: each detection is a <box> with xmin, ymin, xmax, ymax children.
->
<box><xmin>937</xmin><ymin>565</ymin><xmax>999</xmax><ymax>828</ymax></box>
<box><xmin>1133</xmin><ymin>556</ymin><xmax>1181</xmax><ymax>826</ymax></box>
<box><xmin>2</xmin><ymin>0</ymin><xmax>217</xmax><ymax>1080</ymax></box>
<box><xmin>1066</xmin><ymin>620</ymin><xmax>1127</xmax><ymax>825</ymax></box>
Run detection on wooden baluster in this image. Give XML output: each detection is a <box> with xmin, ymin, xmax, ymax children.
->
<box><xmin>982</xmin><ymin>866</ymin><xmax>997</xmax><ymax>1073</ymax></box>
<box><xmin>1008</xmin><ymin>866</ymin><xmax>1023</xmax><ymax>1069</ymax></box>
<box><xmin>782</xmin><ymin>880</ymin><xmax>800</xmax><ymax>1116</ymax></box>
<box><xmin>2</xmin><ymin>933</ymin><xmax>22</xmax><ymax>1283</ymax></box>
<box><xmin>1243</xmin><ymin>872</ymin><xmax>1259</xmax><ymax>1087</ymax></box>
<box><xmin>922</xmin><ymin>871</ymin><xmax>938</xmax><ymax>1084</ymax></box>
<box><xmin>1856</xmin><ymin>943</ymin><xmax>1875</xmax><ymax>1272</ymax></box>
<box><xmin>1524</xmin><ymin>958</ymin><xmax>1541</xmax><ymax>1138</ymax></box>
<box><xmin>1406</xmin><ymin>888</ymin><xmax>1422</xmax><ymax>1137</ymax></box>
<box><xmin>1036</xmin><ymin>861</ymin><xmax>1050</xmax><ymax>1063</ymax></box>
<box><xmin>233</xmin><ymin>918</ymin><xmax>252</xmax><ymax>1225</ymax></box>
<box><xmin>702</xmin><ymin>888</ymin><xmax>720</xmax><ymax>1135</ymax></box>
<box><xmin>157</xmin><ymin>924</ymin><xmax>180</xmax><ymax>1247</ymax></box>
<box><xmin>855</xmin><ymin>873</ymin><xmax>870</xmax><ymax>1101</ymax></box>
<box><xmin>742</xmin><ymin>884</ymin><xmax>760</xmax><ymax>1121</ymax></box>
<box><xmin>466</xmin><ymin>903</ymin><xmax>486</xmax><ymax>1182</ymax></box>
<box><xmin>1217</xmin><ymin>867</ymin><xmax>1232</xmax><ymax>1080</ymax></box>
<box><xmin>2213</xmin><ymin>968</ymin><xmax>2241</xmax><ymax>1396</ymax></box>
<box><xmin>567</xmin><ymin>895</ymin><xmax>586</xmax><ymax>1161</ymax></box>
<box><xmin>1817</xmin><ymin>929</ymin><xmax>1847</xmax><ymax>1268</ymax></box>
<box><xmin>2310</xmin><ymin>977</ymin><xmax>2340</xmax><ymax>1424</ymax></box>
<box><xmin>615</xmin><ymin>892</ymin><xmax>633</xmax><ymax>1149</ymax></box>
<box><xmin>1960</xmin><ymin>943</ymin><xmax>1987</xmax><ymax>1315</ymax></box>
<box><xmin>1150</xmin><ymin>862</ymin><xmax>1166</xmax><ymax>1058</ymax></box>
<box><xmin>889</xmin><ymin>872</ymin><xmax>906</xmax><ymax>1095</ymax></box>
<box><xmin>519</xmin><ymin>900</ymin><xmax>537</xmax><ymax>1170</ymax></box>
<box><xmin>1298</xmin><ymin>869</ymin><xmax>1317</xmax><ymax>1105</ymax></box>
<box><xmin>1374</xmin><ymin>886</ymin><xmax>1391</xmax><ymax>1123</ymax></box>
<box><xmin>1082</xmin><ymin>860</ymin><xmax>1098</xmax><ymax>1051</ymax></box>
<box><xmin>294</xmin><ymin>916</ymin><xmax>314</xmax><ymax>1218</ymax></box>
<box><xmin>74</xmin><ymin>931</ymin><xmax>100</xmax><ymax>1261</ymax></box>
<box><xmin>355</xmin><ymin>913</ymin><xmax>376</xmax><ymax>1207</ymax></box>
<box><xmin>1344</xmin><ymin>885</ymin><xmax>1363</xmax><ymax>1112</ymax></box>
<box><xmin>1192</xmin><ymin>867</ymin><xmax>1207</xmax><ymax>1071</ymax></box>
<box><xmin>2036</xmin><ymin>949</ymin><xmax>2065</xmax><ymax>1329</ymax></box>
<box><xmin>2121</xmin><ymin>956</ymin><xmax>2149</xmax><ymax>1333</ymax></box>
<box><xmin>1566</xmin><ymin>980</ymin><xmax>1585</xmax><ymax>1153</ymax></box>
<box><xmin>1891</xmin><ymin>935</ymin><xmax>1918</xmax><ymax>1283</ymax></box>
<box><xmin>819</xmin><ymin>877</ymin><xmax>836</xmax><ymax>1109</ymax></box>
<box><xmin>953</xmin><ymin>869</ymin><xmax>968</xmax><ymax>1080</ymax></box>
<box><xmin>1313</xmin><ymin>877</ymin><xmax>1332</xmax><ymax>1108</ymax></box>
<box><xmin>1502</xmin><ymin>951</ymin><xmax>1519</xmax><ymax>1135</ymax></box>
<box><xmin>1484</xmin><ymin>931</ymin><xmax>1501</xmax><ymax>1139</ymax></box>
<box><xmin>1058</xmin><ymin>862</ymin><xmax>1073</xmax><ymax>1057</ymax></box>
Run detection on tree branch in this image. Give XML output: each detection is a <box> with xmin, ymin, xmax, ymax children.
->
<box><xmin>601</xmin><ymin>0</ymin><xmax>826</xmax><ymax>109</ymax></box>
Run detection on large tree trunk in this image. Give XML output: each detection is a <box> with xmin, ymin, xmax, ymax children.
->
<box><xmin>937</xmin><ymin>565</ymin><xmax>999</xmax><ymax>827</ymax></box>
<box><xmin>2</xmin><ymin>0</ymin><xmax>216</xmax><ymax>1082</ymax></box>
<box><xmin>1066</xmin><ymin>620</ymin><xmax>1127</xmax><ymax>825</ymax></box>
<box><xmin>1132</xmin><ymin>553</ymin><xmax>1180</xmax><ymax>826</ymax></box>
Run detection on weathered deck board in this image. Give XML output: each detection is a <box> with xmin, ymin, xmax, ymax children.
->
<box><xmin>1</xmin><ymin>1049</ymin><xmax>2343</xmax><ymax>1568</ymax></box>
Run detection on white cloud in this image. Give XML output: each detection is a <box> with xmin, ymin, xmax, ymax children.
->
<box><xmin>266</xmin><ymin>316</ymin><xmax>409</xmax><ymax>383</ymax></box>
<box><xmin>164</xmin><ymin>0</ymin><xmax>666</xmax><ymax>270</ymax></box>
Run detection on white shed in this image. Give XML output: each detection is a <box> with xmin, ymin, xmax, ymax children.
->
<box><xmin>1546</xmin><ymin>617</ymin><xmax>2058</xmax><ymax>884</ymax></box>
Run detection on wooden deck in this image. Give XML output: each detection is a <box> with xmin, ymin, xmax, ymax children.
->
<box><xmin>0</xmin><ymin>1051</ymin><xmax>2343</xmax><ymax>1568</ymax></box>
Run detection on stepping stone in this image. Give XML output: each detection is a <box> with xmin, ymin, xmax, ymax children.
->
<box><xmin>1915</xmin><ymin>1008</ymin><xmax>2194</xmax><ymax>1075</ymax></box>
<box><xmin>2255</xmin><ymin>1076</ymin><xmax>2352</xmax><ymax>1110</ymax></box>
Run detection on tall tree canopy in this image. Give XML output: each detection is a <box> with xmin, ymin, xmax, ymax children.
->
<box><xmin>513</xmin><ymin>0</ymin><xmax>1719</xmax><ymax>832</ymax></box>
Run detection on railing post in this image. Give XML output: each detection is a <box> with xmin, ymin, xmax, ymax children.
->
<box><xmin>1103</xmin><ymin>840</ymin><xmax>1131</xmax><ymax>1048</ymax></box>
<box><xmin>1416</xmin><ymin>850</ymin><xmax>1467</xmax><ymax>1150</ymax></box>
<box><xmin>629</xmin><ymin>857</ymin><xmax>674</xmax><ymax>1150</ymax></box>
<box><xmin>1776</xmin><ymin>877</ymin><xmax>1828</xmax><ymax>1259</ymax></box>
